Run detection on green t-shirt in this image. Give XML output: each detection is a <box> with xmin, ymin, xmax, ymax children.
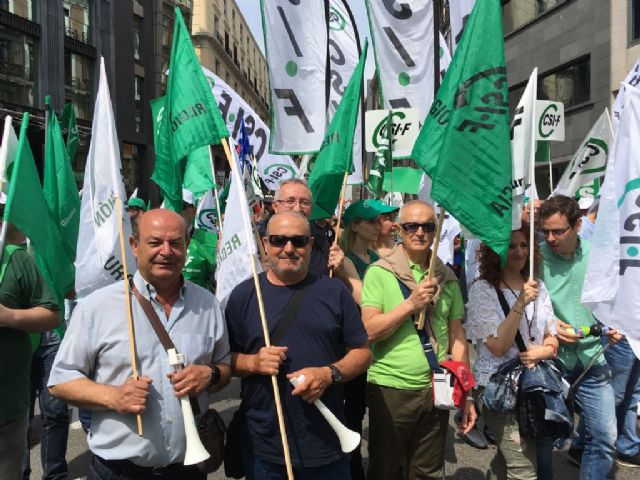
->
<box><xmin>361</xmin><ymin>262</ymin><xmax>464</xmax><ymax>390</ymax></box>
<box><xmin>0</xmin><ymin>248</ymin><xmax>59</xmax><ymax>424</ymax></box>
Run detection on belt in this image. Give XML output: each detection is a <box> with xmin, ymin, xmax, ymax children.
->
<box><xmin>94</xmin><ymin>455</ymin><xmax>189</xmax><ymax>478</ymax></box>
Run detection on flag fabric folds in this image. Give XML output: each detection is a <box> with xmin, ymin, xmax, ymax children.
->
<box><xmin>367</xmin><ymin>110</ymin><xmax>392</xmax><ymax>197</ymax></box>
<box><xmin>449</xmin><ymin>0</ymin><xmax>476</xmax><ymax>52</ymax></box>
<box><xmin>61</xmin><ymin>103</ymin><xmax>79</xmax><ymax>162</ymax></box>
<box><xmin>582</xmin><ymin>85</ymin><xmax>640</xmax><ymax>341</ymax></box>
<box><xmin>3</xmin><ymin>114</ymin><xmax>74</xmax><ymax>303</ymax></box>
<box><xmin>75</xmin><ymin>57</ymin><xmax>136</xmax><ymax>297</ymax></box>
<box><xmin>0</xmin><ymin>115</ymin><xmax>18</xmax><ymax>193</ymax></box>
<box><xmin>215</xmin><ymin>139</ymin><xmax>261</xmax><ymax>304</ymax></box>
<box><xmin>308</xmin><ymin>41</ymin><xmax>368</xmax><ymax>221</ymax></box>
<box><xmin>612</xmin><ymin>58</ymin><xmax>640</xmax><ymax>132</ymax></box>
<box><xmin>152</xmin><ymin>7</ymin><xmax>229</xmax><ymax>211</ymax></box>
<box><xmin>260</xmin><ymin>0</ymin><xmax>328</xmax><ymax>154</ymax></box>
<box><xmin>411</xmin><ymin>0</ymin><xmax>512</xmax><ymax>265</ymax></box>
<box><xmin>44</xmin><ymin>101</ymin><xmax>81</xmax><ymax>265</ymax></box>
<box><xmin>553</xmin><ymin>110</ymin><xmax>614</xmax><ymax>201</ymax></box>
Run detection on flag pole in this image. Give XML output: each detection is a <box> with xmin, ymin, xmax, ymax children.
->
<box><xmin>329</xmin><ymin>171</ymin><xmax>350</xmax><ymax>278</ymax></box>
<box><xmin>114</xmin><ymin>197</ymin><xmax>143</xmax><ymax>436</ymax></box>
<box><xmin>207</xmin><ymin>146</ymin><xmax>223</xmax><ymax>238</ymax></box>
<box><xmin>220</xmin><ymin>137</ymin><xmax>294</xmax><ymax>480</ymax></box>
<box><xmin>417</xmin><ymin>207</ymin><xmax>446</xmax><ymax>329</ymax></box>
<box><xmin>529</xmin><ymin>75</ymin><xmax>538</xmax><ymax>281</ymax></box>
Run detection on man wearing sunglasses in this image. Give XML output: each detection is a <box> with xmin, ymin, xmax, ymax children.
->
<box><xmin>360</xmin><ymin>200</ymin><xmax>476</xmax><ymax>479</ymax></box>
<box><xmin>225</xmin><ymin>211</ymin><xmax>371</xmax><ymax>479</ymax></box>
<box><xmin>272</xmin><ymin>179</ymin><xmax>346</xmax><ymax>278</ymax></box>
<box><xmin>539</xmin><ymin>195</ymin><xmax>620</xmax><ymax>478</ymax></box>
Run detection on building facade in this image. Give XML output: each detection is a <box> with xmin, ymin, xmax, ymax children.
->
<box><xmin>612</xmin><ymin>0</ymin><xmax>640</xmax><ymax>98</ymax></box>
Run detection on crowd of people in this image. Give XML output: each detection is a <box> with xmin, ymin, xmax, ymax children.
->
<box><xmin>1</xmin><ymin>179</ymin><xmax>639</xmax><ymax>480</ymax></box>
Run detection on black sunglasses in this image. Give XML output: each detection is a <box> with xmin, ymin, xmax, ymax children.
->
<box><xmin>268</xmin><ymin>235</ymin><xmax>310</xmax><ymax>248</ymax></box>
<box><xmin>399</xmin><ymin>222</ymin><xmax>437</xmax><ymax>234</ymax></box>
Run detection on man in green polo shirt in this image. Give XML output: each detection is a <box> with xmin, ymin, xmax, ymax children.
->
<box><xmin>539</xmin><ymin>195</ymin><xmax>620</xmax><ymax>479</ymax></box>
<box><xmin>0</xmin><ymin>221</ymin><xmax>60</xmax><ymax>480</ymax></box>
<box><xmin>361</xmin><ymin>200</ymin><xmax>476</xmax><ymax>480</ymax></box>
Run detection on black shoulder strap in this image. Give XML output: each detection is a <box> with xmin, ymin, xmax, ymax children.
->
<box><xmin>493</xmin><ymin>285</ymin><xmax>527</xmax><ymax>353</ymax></box>
<box><xmin>270</xmin><ymin>276</ymin><xmax>315</xmax><ymax>345</ymax></box>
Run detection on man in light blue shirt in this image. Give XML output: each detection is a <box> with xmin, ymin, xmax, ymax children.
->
<box><xmin>49</xmin><ymin>209</ymin><xmax>230</xmax><ymax>480</ymax></box>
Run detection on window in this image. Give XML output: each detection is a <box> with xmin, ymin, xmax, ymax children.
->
<box><xmin>0</xmin><ymin>0</ymin><xmax>33</xmax><ymax>20</ymax></box>
<box><xmin>133</xmin><ymin>17</ymin><xmax>142</xmax><ymax>61</ymax></box>
<box><xmin>134</xmin><ymin>75</ymin><xmax>143</xmax><ymax>102</ymax></box>
<box><xmin>64</xmin><ymin>51</ymin><xmax>93</xmax><ymax>119</ymax></box>
<box><xmin>632</xmin><ymin>0</ymin><xmax>640</xmax><ymax>42</ymax></box>
<box><xmin>162</xmin><ymin>14</ymin><xmax>172</xmax><ymax>48</ymax></box>
<box><xmin>502</xmin><ymin>0</ymin><xmax>566</xmax><ymax>35</ymax></box>
<box><xmin>64</xmin><ymin>0</ymin><xmax>91</xmax><ymax>44</ymax></box>
<box><xmin>0</xmin><ymin>25</ymin><xmax>35</xmax><ymax>106</ymax></box>
<box><xmin>539</xmin><ymin>58</ymin><xmax>590</xmax><ymax>108</ymax></box>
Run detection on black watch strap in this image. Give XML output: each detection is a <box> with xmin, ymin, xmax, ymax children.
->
<box><xmin>327</xmin><ymin>364</ymin><xmax>342</xmax><ymax>384</ymax></box>
<box><xmin>208</xmin><ymin>365</ymin><xmax>221</xmax><ymax>387</ymax></box>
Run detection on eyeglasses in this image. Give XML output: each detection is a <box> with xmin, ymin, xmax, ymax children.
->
<box><xmin>267</xmin><ymin>235</ymin><xmax>310</xmax><ymax>248</ymax></box>
<box><xmin>399</xmin><ymin>222</ymin><xmax>437</xmax><ymax>234</ymax></box>
<box><xmin>541</xmin><ymin>225</ymin><xmax>571</xmax><ymax>238</ymax></box>
<box><xmin>276</xmin><ymin>198</ymin><xmax>313</xmax><ymax>209</ymax></box>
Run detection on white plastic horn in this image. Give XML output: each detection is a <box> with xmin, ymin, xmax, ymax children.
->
<box><xmin>168</xmin><ymin>348</ymin><xmax>211</xmax><ymax>466</ymax></box>
<box><xmin>290</xmin><ymin>375</ymin><xmax>361</xmax><ymax>453</ymax></box>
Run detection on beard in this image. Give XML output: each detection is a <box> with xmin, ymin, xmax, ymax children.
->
<box><xmin>268</xmin><ymin>253</ymin><xmax>307</xmax><ymax>277</ymax></box>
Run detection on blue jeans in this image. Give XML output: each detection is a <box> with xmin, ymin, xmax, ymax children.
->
<box><xmin>605</xmin><ymin>338</ymin><xmax>640</xmax><ymax>457</ymax></box>
<box><xmin>23</xmin><ymin>343</ymin><xmax>69</xmax><ymax>480</ymax></box>
<box><xmin>242</xmin><ymin>445</ymin><xmax>350</xmax><ymax>480</ymax></box>
<box><xmin>564</xmin><ymin>362</ymin><xmax>616</xmax><ymax>480</ymax></box>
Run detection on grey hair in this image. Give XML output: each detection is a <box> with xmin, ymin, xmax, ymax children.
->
<box><xmin>398</xmin><ymin>199</ymin><xmax>434</xmax><ymax>222</ymax></box>
<box><xmin>273</xmin><ymin>178</ymin><xmax>312</xmax><ymax>202</ymax></box>
<box><xmin>266</xmin><ymin>211</ymin><xmax>311</xmax><ymax>236</ymax></box>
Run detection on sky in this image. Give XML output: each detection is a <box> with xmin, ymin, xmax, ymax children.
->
<box><xmin>236</xmin><ymin>0</ymin><xmax>376</xmax><ymax>81</ymax></box>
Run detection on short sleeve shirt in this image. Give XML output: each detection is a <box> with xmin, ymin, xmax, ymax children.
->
<box><xmin>225</xmin><ymin>273</ymin><xmax>367</xmax><ymax>468</ymax></box>
<box><xmin>361</xmin><ymin>263</ymin><xmax>464</xmax><ymax>390</ymax></box>
<box><xmin>0</xmin><ymin>248</ymin><xmax>59</xmax><ymax>423</ymax></box>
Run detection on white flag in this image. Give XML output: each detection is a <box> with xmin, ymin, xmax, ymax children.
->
<box><xmin>195</xmin><ymin>190</ymin><xmax>218</xmax><ymax>234</ymax></box>
<box><xmin>260</xmin><ymin>0</ymin><xmax>327</xmax><ymax>154</ymax></box>
<box><xmin>510</xmin><ymin>69</ymin><xmax>538</xmax><ymax>229</ymax></box>
<box><xmin>215</xmin><ymin>139</ymin><xmax>262</xmax><ymax>304</ymax></box>
<box><xmin>553</xmin><ymin>110</ymin><xmax>613</xmax><ymax>201</ymax></box>
<box><xmin>366</xmin><ymin>0</ymin><xmax>437</xmax><ymax>129</ymax></box>
<box><xmin>612</xmin><ymin>58</ymin><xmax>640</xmax><ymax>132</ymax></box>
<box><xmin>201</xmin><ymin>67</ymin><xmax>299</xmax><ymax>191</ymax></box>
<box><xmin>449</xmin><ymin>0</ymin><xmax>476</xmax><ymax>52</ymax></box>
<box><xmin>582</xmin><ymin>85</ymin><xmax>640</xmax><ymax>341</ymax></box>
<box><xmin>0</xmin><ymin>115</ymin><xmax>18</xmax><ymax>193</ymax></box>
<box><xmin>75</xmin><ymin>57</ymin><xmax>136</xmax><ymax>297</ymax></box>
<box><xmin>328</xmin><ymin>0</ymin><xmax>363</xmax><ymax>185</ymax></box>
<box><xmin>437</xmin><ymin>211</ymin><xmax>461</xmax><ymax>266</ymax></box>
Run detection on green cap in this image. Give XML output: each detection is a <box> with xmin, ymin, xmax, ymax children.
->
<box><xmin>343</xmin><ymin>199</ymin><xmax>398</xmax><ymax>226</ymax></box>
<box><xmin>126</xmin><ymin>197</ymin><xmax>147</xmax><ymax>211</ymax></box>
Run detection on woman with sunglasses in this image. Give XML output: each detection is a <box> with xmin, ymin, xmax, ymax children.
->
<box><xmin>466</xmin><ymin>226</ymin><xmax>559</xmax><ymax>480</ymax></box>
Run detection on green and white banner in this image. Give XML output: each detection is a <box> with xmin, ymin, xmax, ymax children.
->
<box><xmin>328</xmin><ymin>0</ymin><xmax>363</xmax><ymax>185</ymax></box>
<box><xmin>201</xmin><ymin>67</ymin><xmax>299</xmax><ymax>191</ymax></box>
<box><xmin>554</xmin><ymin>109</ymin><xmax>613</xmax><ymax>201</ymax></box>
<box><xmin>612</xmin><ymin>58</ymin><xmax>640</xmax><ymax>132</ymax></box>
<box><xmin>450</xmin><ymin>0</ymin><xmax>476</xmax><ymax>52</ymax></box>
<box><xmin>261</xmin><ymin>0</ymin><xmax>327</xmax><ymax>154</ymax></box>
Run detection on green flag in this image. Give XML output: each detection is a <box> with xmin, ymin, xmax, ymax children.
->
<box><xmin>150</xmin><ymin>96</ymin><xmax>216</xmax><ymax>201</ymax></box>
<box><xmin>44</xmin><ymin>99</ymin><xmax>81</xmax><ymax>266</ymax></box>
<box><xmin>4</xmin><ymin>114</ymin><xmax>73</xmax><ymax>305</ymax></box>
<box><xmin>381</xmin><ymin>167</ymin><xmax>423</xmax><ymax>195</ymax></box>
<box><xmin>152</xmin><ymin>7</ymin><xmax>229</xmax><ymax>211</ymax></box>
<box><xmin>61</xmin><ymin>103</ymin><xmax>79</xmax><ymax>162</ymax></box>
<box><xmin>367</xmin><ymin>110</ymin><xmax>393</xmax><ymax>198</ymax></box>
<box><xmin>309</xmin><ymin>40</ymin><xmax>368</xmax><ymax>220</ymax></box>
<box><xmin>411</xmin><ymin>0</ymin><xmax>512</xmax><ymax>264</ymax></box>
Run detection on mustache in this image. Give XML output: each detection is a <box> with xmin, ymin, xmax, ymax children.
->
<box><xmin>278</xmin><ymin>253</ymin><xmax>301</xmax><ymax>260</ymax></box>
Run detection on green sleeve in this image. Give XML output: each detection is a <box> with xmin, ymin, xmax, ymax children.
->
<box><xmin>361</xmin><ymin>265</ymin><xmax>387</xmax><ymax>310</ymax></box>
<box><xmin>12</xmin><ymin>250</ymin><xmax>59</xmax><ymax>310</ymax></box>
<box><xmin>446</xmin><ymin>281</ymin><xmax>464</xmax><ymax>321</ymax></box>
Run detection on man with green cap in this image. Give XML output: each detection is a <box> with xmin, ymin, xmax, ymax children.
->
<box><xmin>126</xmin><ymin>197</ymin><xmax>148</xmax><ymax>235</ymax></box>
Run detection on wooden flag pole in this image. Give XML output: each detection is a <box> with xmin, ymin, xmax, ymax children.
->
<box><xmin>417</xmin><ymin>207</ymin><xmax>446</xmax><ymax>330</ymax></box>
<box><xmin>115</xmin><ymin>197</ymin><xmax>143</xmax><ymax>436</ymax></box>
<box><xmin>220</xmin><ymin>137</ymin><xmax>294</xmax><ymax>480</ymax></box>
<box><xmin>329</xmin><ymin>171</ymin><xmax>350</xmax><ymax>278</ymax></box>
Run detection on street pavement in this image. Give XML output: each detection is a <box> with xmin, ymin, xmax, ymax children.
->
<box><xmin>28</xmin><ymin>378</ymin><xmax>637</xmax><ymax>479</ymax></box>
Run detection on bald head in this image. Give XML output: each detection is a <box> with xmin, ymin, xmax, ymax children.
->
<box><xmin>266</xmin><ymin>211</ymin><xmax>311</xmax><ymax>236</ymax></box>
<box><xmin>135</xmin><ymin>209</ymin><xmax>187</xmax><ymax>242</ymax></box>
<box><xmin>399</xmin><ymin>200</ymin><xmax>435</xmax><ymax>223</ymax></box>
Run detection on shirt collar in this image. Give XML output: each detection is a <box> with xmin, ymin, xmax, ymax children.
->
<box><xmin>133</xmin><ymin>270</ymin><xmax>186</xmax><ymax>301</ymax></box>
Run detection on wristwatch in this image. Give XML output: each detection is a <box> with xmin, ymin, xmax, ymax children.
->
<box><xmin>208</xmin><ymin>365</ymin><xmax>221</xmax><ymax>388</ymax></box>
<box><xmin>327</xmin><ymin>364</ymin><xmax>343</xmax><ymax>384</ymax></box>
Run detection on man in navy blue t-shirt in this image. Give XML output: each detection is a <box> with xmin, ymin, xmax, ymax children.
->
<box><xmin>226</xmin><ymin>211</ymin><xmax>371</xmax><ymax>480</ymax></box>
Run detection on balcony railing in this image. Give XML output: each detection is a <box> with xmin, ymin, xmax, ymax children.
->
<box><xmin>65</xmin><ymin>24</ymin><xmax>89</xmax><ymax>44</ymax></box>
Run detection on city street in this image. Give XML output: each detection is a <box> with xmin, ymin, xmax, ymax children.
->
<box><xmin>28</xmin><ymin>378</ymin><xmax>637</xmax><ymax>480</ymax></box>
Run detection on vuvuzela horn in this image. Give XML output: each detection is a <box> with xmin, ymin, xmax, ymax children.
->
<box><xmin>290</xmin><ymin>375</ymin><xmax>361</xmax><ymax>453</ymax></box>
<box><xmin>167</xmin><ymin>348</ymin><xmax>211</xmax><ymax>466</ymax></box>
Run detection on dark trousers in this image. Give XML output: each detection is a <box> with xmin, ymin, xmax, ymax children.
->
<box><xmin>344</xmin><ymin>372</ymin><xmax>367</xmax><ymax>480</ymax></box>
<box><xmin>23</xmin><ymin>343</ymin><xmax>69</xmax><ymax>480</ymax></box>
<box><xmin>88</xmin><ymin>455</ymin><xmax>206</xmax><ymax>480</ymax></box>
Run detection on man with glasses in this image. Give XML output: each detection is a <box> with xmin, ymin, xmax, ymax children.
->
<box><xmin>225</xmin><ymin>211</ymin><xmax>371</xmax><ymax>479</ymax></box>
<box><xmin>361</xmin><ymin>200</ymin><xmax>476</xmax><ymax>479</ymax></box>
<box><xmin>272</xmin><ymin>179</ymin><xmax>346</xmax><ymax>277</ymax></box>
<box><xmin>539</xmin><ymin>195</ymin><xmax>620</xmax><ymax>479</ymax></box>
